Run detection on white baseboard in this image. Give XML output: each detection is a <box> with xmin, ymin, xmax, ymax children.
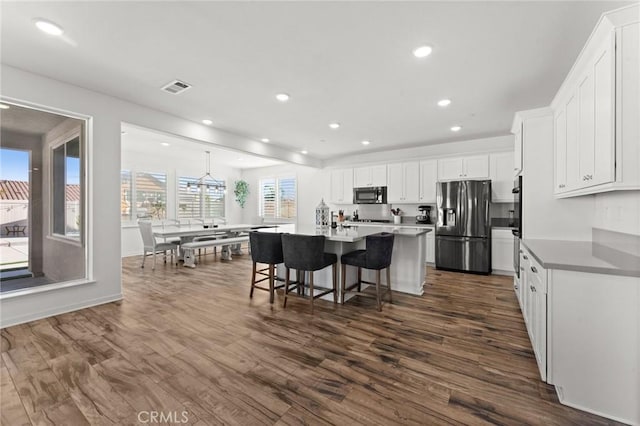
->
<box><xmin>1</xmin><ymin>293</ymin><xmax>123</xmax><ymax>328</ymax></box>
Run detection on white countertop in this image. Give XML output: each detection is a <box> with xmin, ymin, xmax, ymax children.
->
<box><xmin>264</xmin><ymin>224</ymin><xmax>430</xmax><ymax>243</ymax></box>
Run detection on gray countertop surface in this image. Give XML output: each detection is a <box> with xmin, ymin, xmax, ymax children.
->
<box><xmin>272</xmin><ymin>224</ymin><xmax>431</xmax><ymax>243</ymax></box>
<box><xmin>521</xmin><ymin>239</ymin><xmax>640</xmax><ymax>278</ymax></box>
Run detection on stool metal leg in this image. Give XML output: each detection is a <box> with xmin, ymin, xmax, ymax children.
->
<box><xmin>386</xmin><ymin>267</ymin><xmax>392</xmax><ymax>303</ymax></box>
<box><xmin>250</xmin><ymin>261</ymin><xmax>257</xmax><ymax>298</ymax></box>
<box><xmin>309</xmin><ymin>270</ymin><xmax>314</xmax><ymax>314</ymax></box>
<box><xmin>376</xmin><ymin>269</ymin><xmax>382</xmax><ymax>311</ymax></box>
<box><xmin>340</xmin><ymin>263</ymin><xmax>346</xmax><ymax>304</ymax></box>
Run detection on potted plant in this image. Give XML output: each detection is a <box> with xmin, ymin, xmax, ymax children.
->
<box><xmin>234</xmin><ymin>180</ymin><xmax>249</xmax><ymax>208</ymax></box>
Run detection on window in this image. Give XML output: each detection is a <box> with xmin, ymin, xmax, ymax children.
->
<box><xmin>120</xmin><ymin>170</ymin><xmax>132</xmax><ymax>221</ymax></box>
<box><xmin>259</xmin><ymin>176</ymin><xmax>296</xmax><ymax>220</ymax></box>
<box><xmin>135</xmin><ymin>172</ymin><xmax>167</xmax><ymax>219</ymax></box>
<box><xmin>177</xmin><ymin>176</ymin><xmax>225</xmax><ymax>219</ymax></box>
<box><xmin>52</xmin><ymin>136</ymin><xmax>82</xmax><ymax>239</ymax></box>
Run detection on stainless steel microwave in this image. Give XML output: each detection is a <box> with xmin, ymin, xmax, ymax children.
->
<box><xmin>353</xmin><ymin>186</ymin><xmax>387</xmax><ymax>204</ymax></box>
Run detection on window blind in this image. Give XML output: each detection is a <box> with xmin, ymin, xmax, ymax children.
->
<box><xmin>178</xmin><ymin>176</ymin><xmax>225</xmax><ymax>219</ymax></box>
<box><xmin>135</xmin><ymin>171</ymin><xmax>167</xmax><ymax>219</ymax></box>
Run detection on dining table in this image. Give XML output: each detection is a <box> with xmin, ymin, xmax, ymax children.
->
<box><xmin>153</xmin><ymin>223</ymin><xmax>277</xmax><ymax>262</ymax></box>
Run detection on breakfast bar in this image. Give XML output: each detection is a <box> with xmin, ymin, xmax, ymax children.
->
<box><xmin>260</xmin><ymin>224</ymin><xmax>431</xmax><ymax>300</ymax></box>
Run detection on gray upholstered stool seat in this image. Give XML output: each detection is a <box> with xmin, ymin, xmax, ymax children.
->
<box><xmin>281</xmin><ymin>234</ymin><xmax>338</xmax><ymax>314</ymax></box>
<box><xmin>249</xmin><ymin>232</ymin><xmax>285</xmax><ymax>304</ymax></box>
<box><xmin>341</xmin><ymin>232</ymin><xmax>395</xmax><ymax>311</ymax></box>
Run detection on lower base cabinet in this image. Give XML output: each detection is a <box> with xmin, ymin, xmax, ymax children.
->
<box><xmin>491</xmin><ymin>229</ymin><xmax>514</xmax><ymax>275</ymax></box>
<box><xmin>426</xmin><ymin>229</ymin><xmax>435</xmax><ymax>264</ymax></box>
<box><xmin>517</xmin><ymin>246</ymin><xmax>639</xmax><ymax>425</ymax></box>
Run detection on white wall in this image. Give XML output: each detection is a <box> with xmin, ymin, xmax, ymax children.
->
<box><xmin>593</xmin><ymin>191</ymin><xmax>640</xmax><ymax>235</ymax></box>
<box><xmin>240</xmin><ymin>164</ymin><xmax>329</xmax><ymax>226</ymax></box>
<box><xmin>120</xmin><ymin>148</ymin><xmax>243</xmax><ymax>257</ymax></box>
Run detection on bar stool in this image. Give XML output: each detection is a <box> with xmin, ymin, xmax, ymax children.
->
<box><xmin>341</xmin><ymin>232</ymin><xmax>395</xmax><ymax>311</ymax></box>
<box><xmin>281</xmin><ymin>234</ymin><xmax>338</xmax><ymax>314</ymax></box>
<box><xmin>249</xmin><ymin>232</ymin><xmax>285</xmax><ymax>304</ymax></box>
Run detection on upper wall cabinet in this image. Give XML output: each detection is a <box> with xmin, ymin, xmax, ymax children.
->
<box><xmin>438</xmin><ymin>155</ymin><xmax>489</xmax><ymax>181</ymax></box>
<box><xmin>514</xmin><ymin>124</ymin><xmax>523</xmax><ymax>177</ymax></box>
<box><xmin>387</xmin><ymin>162</ymin><xmax>420</xmax><ymax>203</ymax></box>
<box><xmin>354</xmin><ymin>165</ymin><xmax>387</xmax><ymax>187</ymax></box>
<box><xmin>551</xmin><ymin>6</ymin><xmax>639</xmax><ymax>197</ymax></box>
<box><xmin>419</xmin><ymin>160</ymin><xmax>438</xmax><ymax>203</ymax></box>
<box><xmin>330</xmin><ymin>168</ymin><xmax>354</xmax><ymax>204</ymax></box>
<box><xmin>490</xmin><ymin>152</ymin><xmax>515</xmax><ymax>202</ymax></box>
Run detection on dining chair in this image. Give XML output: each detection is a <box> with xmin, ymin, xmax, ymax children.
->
<box><xmin>138</xmin><ymin>220</ymin><xmax>179</xmax><ymax>269</ymax></box>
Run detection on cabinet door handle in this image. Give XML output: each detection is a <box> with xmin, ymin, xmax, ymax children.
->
<box><xmin>520</xmin><ymin>267</ymin><xmax>524</xmax><ymax>271</ymax></box>
<box><xmin>514</xmin><ymin>284</ymin><xmax>519</xmax><ymax>290</ymax></box>
<box><xmin>523</xmin><ymin>255</ymin><xmax>528</xmax><ymax>260</ymax></box>
<box><xmin>531</xmin><ymin>266</ymin><xmax>538</xmax><ymax>273</ymax></box>
<box><xmin>530</xmin><ymin>285</ymin><xmax>536</xmax><ymax>292</ymax></box>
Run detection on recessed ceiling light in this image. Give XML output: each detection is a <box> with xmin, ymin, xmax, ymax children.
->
<box><xmin>437</xmin><ymin>99</ymin><xmax>451</xmax><ymax>107</ymax></box>
<box><xmin>450</xmin><ymin>125</ymin><xmax>462</xmax><ymax>132</ymax></box>
<box><xmin>34</xmin><ymin>19</ymin><xmax>64</xmax><ymax>36</ymax></box>
<box><xmin>260</xmin><ymin>138</ymin><xmax>270</xmax><ymax>143</ymax></box>
<box><xmin>301</xmin><ymin>150</ymin><xmax>308</xmax><ymax>155</ymax></box>
<box><xmin>413</xmin><ymin>45</ymin><xmax>432</xmax><ymax>58</ymax></box>
<box><xmin>202</xmin><ymin>119</ymin><xmax>213</xmax><ymax>125</ymax></box>
<box><xmin>275</xmin><ymin>93</ymin><xmax>290</xmax><ymax>102</ymax></box>
<box><xmin>160</xmin><ymin>142</ymin><xmax>170</xmax><ymax>147</ymax></box>
<box><xmin>329</xmin><ymin>122</ymin><xmax>340</xmax><ymax>129</ymax></box>
<box><xmin>361</xmin><ymin>140</ymin><xmax>371</xmax><ymax>145</ymax></box>
<box><xmin>0</xmin><ymin>103</ymin><xmax>10</xmax><ymax>110</ymax></box>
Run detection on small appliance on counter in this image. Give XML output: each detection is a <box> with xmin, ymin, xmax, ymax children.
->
<box><xmin>416</xmin><ymin>205</ymin><xmax>432</xmax><ymax>224</ymax></box>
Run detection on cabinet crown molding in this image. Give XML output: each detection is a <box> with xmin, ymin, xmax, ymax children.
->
<box><xmin>511</xmin><ymin>107</ymin><xmax>553</xmax><ymax>133</ymax></box>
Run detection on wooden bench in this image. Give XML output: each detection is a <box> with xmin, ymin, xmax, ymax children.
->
<box><xmin>181</xmin><ymin>236</ymin><xmax>249</xmax><ymax>268</ymax></box>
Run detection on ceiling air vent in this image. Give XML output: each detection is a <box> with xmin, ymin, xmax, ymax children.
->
<box><xmin>161</xmin><ymin>79</ymin><xmax>192</xmax><ymax>95</ymax></box>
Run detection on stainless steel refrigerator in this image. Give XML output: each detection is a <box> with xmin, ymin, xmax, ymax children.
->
<box><xmin>435</xmin><ymin>180</ymin><xmax>491</xmax><ymax>274</ymax></box>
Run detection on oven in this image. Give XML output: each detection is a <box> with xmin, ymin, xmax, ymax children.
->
<box><xmin>353</xmin><ymin>186</ymin><xmax>387</xmax><ymax>204</ymax></box>
<box><xmin>512</xmin><ymin>176</ymin><xmax>522</xmax><ymax>278</ymax></box>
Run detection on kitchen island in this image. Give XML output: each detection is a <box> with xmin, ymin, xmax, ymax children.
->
<box><xmin>260</xmin><ymin>224</ymin><xmax>431</xmax><ymax>299</ymax></box>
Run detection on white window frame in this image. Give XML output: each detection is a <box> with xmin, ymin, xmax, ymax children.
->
<box><xmin>259</xmin><ymin>175</ymin><xmax>297</xmax><ymax>222</ymax></box>
<box><xmin>49</xmin><ymin>127</ymin><xmax>84</xmax><ymax>247</ymax></box>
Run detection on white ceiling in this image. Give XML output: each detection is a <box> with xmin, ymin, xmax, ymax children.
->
<box><xmin>1</xmin><ymin>1</ymin><xmax>633</xmax><ymax>160</ymax></box>
<box><xmin>122</xmin><ymin>124</ymin><xmax>282</xmax><ymax>169</ymax></box>
<box><xmin>0</xmin><ymin>103</ymin><xmax>69</xmax><ymax>135</ymax></box>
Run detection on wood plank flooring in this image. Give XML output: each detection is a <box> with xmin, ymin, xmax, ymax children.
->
<box><xmin>1</xmin><ymin>253</ymin><xmax>621</xmax><ymax>425</ymax></box>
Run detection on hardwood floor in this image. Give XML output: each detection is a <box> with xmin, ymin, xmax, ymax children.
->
<box><xmin>1</xmin><ymin>253</ymin><xmax>620</xmax><ymax>425</ymax></box>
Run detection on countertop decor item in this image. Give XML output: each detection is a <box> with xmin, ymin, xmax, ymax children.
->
<box><xmin>234</xmin><ymin>180</ymin><xmax>249</xmax><ymax>208</ymax></box>
<box><xmin>316</xmin><ymin>199</ymin><xmax>330</xmax><ymax>228</ymax></box>
<box><xmin>391</xmin><ymin>208</ymin><xmax>402</xmax><ymax>224</ymax></box>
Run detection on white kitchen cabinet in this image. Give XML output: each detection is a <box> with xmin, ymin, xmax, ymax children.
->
<box><xmin>514</xmin><ymin>124</ymin><xmax>523</xmax><ymax>176</ymax></box>
<box><xmin>519</xmin><ymin>247</ymin><xmax>547</xmax><ymax>382</ymax></box>
<box><xmin>387</xmin><ymin>162</ymin><xmax>419</xmax><ymax>203</ymax></box>
<box><xmin>437</xmin><ymin>155</ymin><xmax>489</xmax><ymax>181</ymax></box>
<box><xmin>426</xmin><ymin>230</ymin><xmax>435</xmax><ymax>264</ymax></box>
<box><xmin>554</xmin><ymin>109</ymin><xmax>568</xmax><ymax>193</ymax></box>
<box><xmin>491</xmin><ymin>229</ymin><xmax>513</xmax><ymax>274</ymax></box>
<box><xmin>330</xmin><ymin>168</ymin><xmax>353</xmax><ymax>204</ymax></box>
<box><xmin>489</xmin><ymin>153</ymin><xmax>514</xmax><ymax>202</ymax></box>
<box><xmin>419</xmin><ymin>160</ymin><xmax>437</xmax><ymax>203</ymax></box>
<box><xmin>354</xmin><ymin>164</ymin><xmax>387</xmax><ymax>187</ymax></box>
<box><xmin>551</xmin><ymin>10</ymin><xmax>639</xmax><ymax>197</ymax></box>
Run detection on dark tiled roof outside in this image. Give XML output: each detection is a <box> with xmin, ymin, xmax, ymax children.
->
<box><xmin>0</xmin><ymin>180</ymin><xmax>80</xmax><ymax>201</ymax></box>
